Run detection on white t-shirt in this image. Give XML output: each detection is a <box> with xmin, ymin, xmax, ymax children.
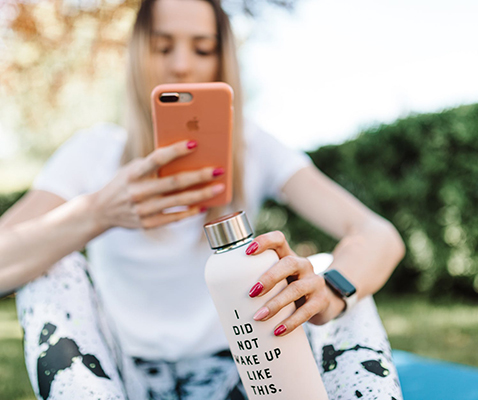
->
<box><xmin>32</xmin><ymin>121</ymin><xmax>312</xmax><ymax>361</ymax></box>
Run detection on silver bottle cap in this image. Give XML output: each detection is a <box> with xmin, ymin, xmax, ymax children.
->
<box><xmin>204</xmin><ymin>211</ymin><xmax>253</xmax><ymax>250</ymax></box>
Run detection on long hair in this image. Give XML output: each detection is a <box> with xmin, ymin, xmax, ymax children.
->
<box><xmin>121</xmin><ymin>0</ymin><xmax>246</xmax><ymax>222</ymax></box>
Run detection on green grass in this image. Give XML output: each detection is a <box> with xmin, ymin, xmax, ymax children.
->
<box><xmin>0</xmin><ymin>297</ymin><xmax>36</xmax><ymax>400</ymax></box>
<box><xmin>376</xmin><ymin>294</ymin><xmax>478</xmax><ymax>367</ymax></box>
<box><xmin>1</xmin><ymin>295</ymin><xmax>478</xmax><ymax>399</ymax></box>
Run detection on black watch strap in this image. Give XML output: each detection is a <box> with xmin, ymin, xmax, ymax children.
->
<box><xmin>323</xmin><ymin>269</ymin><xmax>358</xmax><ymax>317</ymax></box>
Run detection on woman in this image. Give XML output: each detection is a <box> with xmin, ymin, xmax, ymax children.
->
<box><xmin>0</xmin><ymin>0</ymin><xmax>405</xmax><ymax>399</ymax></box>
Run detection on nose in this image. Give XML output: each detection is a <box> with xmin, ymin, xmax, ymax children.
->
<box><xmin>169</xmin><ymin>44</ymin><xmax>192</xmax><ymax>81</ymax></box>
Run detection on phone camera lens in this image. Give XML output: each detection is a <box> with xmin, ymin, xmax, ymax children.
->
<box><xmin>160</xmin><ymin>93</ymin><xmax>179</xmax><ymax>103</ymax></box>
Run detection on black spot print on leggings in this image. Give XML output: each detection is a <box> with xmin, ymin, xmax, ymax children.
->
<box><xmin>361</xmin><ymin>359</ymin><xmax>390</xmax><ymax>377</ymax></box>
<box><xmin>147</xmin><ymin>367</ymin><xmax>160</xmax><ymax>375</ymax></box>
<box><xmin>322</xmin><ymin>344</ymin><xmax>384</xmax><ymax>373</ymax></box>
<box><xmin>214</xmin><ymin>349</ymin><xmax>233</xmax><ymax>358</ymax></box>
<box><xmin>81</xmin><ymin>354</ymin><xmax>109</xmax><ymax>378</ymax></box>
<box><xmin>39</xmin><ymin>323</ymin><xmax>57</xmax><ymax>345</ymax></box>
<box><xmin>37</xmin><ymin>323</ymin><xmax>110</xmax><ymax>400</ymax></box>
<box><xmin>227</xmin><ymin>383</ymin><xmax>247</xmax><ymax>400</ymax></box>
<box><xmin>355</xmin><ymin>390</ymin><xmax>363</xmax><ymax>398</ymax></box>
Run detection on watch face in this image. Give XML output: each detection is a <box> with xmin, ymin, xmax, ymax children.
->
<box><xmin>324</xmin><ymin>270</ymin><xmax>356</xmax><ymax>297</ymax></box>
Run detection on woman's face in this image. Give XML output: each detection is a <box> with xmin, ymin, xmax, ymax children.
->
<box><xmin>150</xmin><ymin>0</ymin><xmax>220</xmax><ymax>84</ymax></box>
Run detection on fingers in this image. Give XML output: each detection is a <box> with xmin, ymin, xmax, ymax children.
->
<box><xmin>140</xmin><ymin>206</ymin><xmax>204</xmax><ymax>229</ymax></box>
<box><xmin>253</xmin><ymin>275</ymin><xmax>329</xmax><ymax>337</ymax></box>
<box><xmin>253</xmin><ymin>275</ymin><xmax>324</xmax><ymax>321</ymax></box>
<box><xmin>244</xmin><ymin>230</ymin><xmax>331</xmax><ymax>336</ymax></box>
<box><xmin>128</xmin><ymin>166</ymin><xmax>224</xmax><ymax>203</ymax></box>
<box><xmin>133</xmin><ymin>183</ymin><xmax>225</xmax><ymax>217</ymax></box>
<box><xmin>272</xmin><ymin>296</ymin><xmax>328</xmax><ymax>336</ymax></box>
<box><xmin>245</xmin><ymin>230</ymin><xmax>295</xmax><ymax>259</ymax></box>
<box><xmin>249</xmin><ymin>255</ymin><xmax>313</xmax><ymax>299</ymax></box>
<box><xmin>128</xmin><ymin>140</ymin><xmax>197</xmax><ymax>181</ymax></box>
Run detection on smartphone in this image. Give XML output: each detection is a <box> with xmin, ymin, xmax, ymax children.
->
<box><xmin>151</xmin><ymin>82</ymin><xmax>234</xmax><ymax>209</ymax></box>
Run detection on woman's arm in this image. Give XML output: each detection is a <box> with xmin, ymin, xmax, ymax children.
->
<box><xmin>0</xmin><ymin>191</ymin><xmax>104</xmax><ymax>296</ymax></box>
<box><xmin>0</xmin><ymin>140</ymin><xmax>226</xmax><ymax>296</ymax></box>
<box><xmin>281</xmin><ymin>164</ymin><xmax>405</xmax><ymax>300</ymax></box>
<box><xmin>245</xmin><ymin>164</ymin><xmax>405</xmax><ymax>335</ymax></box>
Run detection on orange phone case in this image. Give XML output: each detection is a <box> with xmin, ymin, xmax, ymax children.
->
<box><xmin>151</xmin><ymin>82</ymin><xmax>234</xmax><ymax>208</ymax></box>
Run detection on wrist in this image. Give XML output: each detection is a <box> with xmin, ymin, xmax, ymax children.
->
<box><xmin>308</xmin><ymin>286</ymin><xmax>346</xmax><ymax>325</ymax></box>
<box><xmin>82</xmin><ymin>192</ymin><xmax>111</xmax><ymax>235</ymax></box>
<box><xmin>322</xmin><ymin>269</ymin><xmax>358</xmax><ymax>318</ymax></box>
<box><xmin>325</xmin><ymin>285</ymin><xmax>347</xmax><ymax>317</ymax></box>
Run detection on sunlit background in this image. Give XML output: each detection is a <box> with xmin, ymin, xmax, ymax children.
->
<box><xmin>239</xmin><ymin>0</ymin><xmax>478</xmax><ymax>150</ymax></box>
<box><xmin>1</xmin><ymin>0</ymin><xmax>478</xmax><ymax>191</ymax></box>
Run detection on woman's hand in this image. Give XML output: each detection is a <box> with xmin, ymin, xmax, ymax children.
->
<box><xmin>246</xmin><ymin>231</ymin><xmax>347</xmax><ymax>336</ymax></box>
<box><xmin>89</xmin><ymin>139</ymin><xmax>225</xmax><ymax>231</ymax></box>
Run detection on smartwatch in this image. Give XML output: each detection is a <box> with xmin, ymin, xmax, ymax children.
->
<box><xmin>322</xmin><ymin>269</ymin><xmax>358</xmax><ymax>317</ymax></box>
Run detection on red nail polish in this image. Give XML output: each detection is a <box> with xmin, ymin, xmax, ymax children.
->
<box><xmin>245</xmin><ymin>242</ymin><xmax>258</xmax><ymax>255</ymax></box>
<box><xmin>200</xmin><ymin>206</ymin><xmax>208</xmax><ymax>213</ymax></box>
<box><xmin>274</xmin><ymin>325</ymin><xmax>286</xmax><ymax>336</ymax></box>
<box><xmin>249</xmin><ymin>282</ymin><xmax>263</xmax><ymax>298</ymax></box>
<box><xmin>212</xmin><ymin>167</ymin><xmax>225</xmax><ymax>177</ymax></box>
<box><xmin>187</xmin><ymin>140</ymin><xmax>197</xmax><ymax>149</ymax></box>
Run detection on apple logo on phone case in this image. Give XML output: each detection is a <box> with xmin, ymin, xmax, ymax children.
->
<box><xmin>187</xmin><ymin>117</ymin><xmax>199</xmax><ymax>131</ymax></box>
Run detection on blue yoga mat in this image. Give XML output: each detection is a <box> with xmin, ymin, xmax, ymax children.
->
<box><xmin>393</xmin><ymin>350</ymin><xmax>478</xmax><ymax>400</ymax></box>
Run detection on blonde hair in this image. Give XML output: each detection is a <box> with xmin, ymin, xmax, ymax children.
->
<box><xmin>121</xmin><ymin>0</ymin><xmax>246</xmax><ymax>221</ymax></box>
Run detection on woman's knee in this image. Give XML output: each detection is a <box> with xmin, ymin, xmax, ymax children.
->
<box><xmin>16</xmin><ymin>252</ymin><xmax>93</xmax><ymax>319</ymax></box>
<box><xmin>15</xmin><ymin>252</ymin><xmax>127</xmax><ymax>399</ymax></box>
<box><xmin>306</xmin><ymin>296</ymin><xmax>402</xmax><ymax>399</ymax></box>
<box><xmin>16</xmin><ymin>251</ymin><xmax>101</xmax><ymax>353</ymax></box>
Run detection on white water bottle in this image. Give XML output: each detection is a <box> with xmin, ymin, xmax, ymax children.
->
<box><xmin>204</xmin><ymin>211</ymin><xmax>328</xmax><ymax>400</ymax></box>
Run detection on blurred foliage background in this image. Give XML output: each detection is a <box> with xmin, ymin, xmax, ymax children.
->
<box><xmin>0</xmin><ymin>0</ymin><xmax>133</xmax><ymax>191</ymax></box>
<box><xmin>2</xmin><ymin>0</ymin><xmax>478</xmax><ymax>398</ymax></box>
<box><xmin>257</xmin><ymin>103</ymin><xmax>478</xmax><ymax>300</ymax></box>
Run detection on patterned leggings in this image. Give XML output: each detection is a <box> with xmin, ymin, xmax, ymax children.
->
<box><xmin>16</xmin><ymin>252</ymin><xmax>403</xmax><ymax>400</ymax></box>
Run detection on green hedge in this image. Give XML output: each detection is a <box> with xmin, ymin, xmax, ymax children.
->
<box><xmin>0</xmin><ymin>191</ymin><xmax>26</xmax><ymax>218</ymax></box>
<box><xmin>3</xmin><ymin>103</ymin><xmax>478</xmax><ymax>298</ymax></box>
<box><xmin>258</xmin><ymin>103</ymin><xmax>478</xmax><ymax>299</ymax></box>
